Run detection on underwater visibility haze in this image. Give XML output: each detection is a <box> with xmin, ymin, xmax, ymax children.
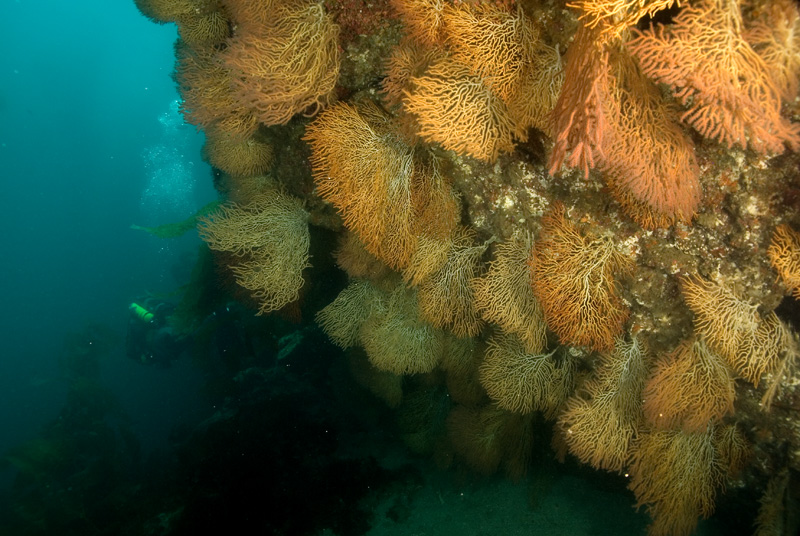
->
<box><xmin>2</xmin><ymin>0</ymin><xmax>800</xmax><ymax>535</ymax></box>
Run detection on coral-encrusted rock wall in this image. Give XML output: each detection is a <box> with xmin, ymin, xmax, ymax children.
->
<box><xmin>134</xmin><ymin>0</ymin><xmax>800</xmax><ymax>533</ymax></box>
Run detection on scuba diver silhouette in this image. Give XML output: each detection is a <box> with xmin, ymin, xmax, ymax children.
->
<box><xmin>126</xmin><ymin>299</ymin><xmax>257</xmax><ymax>369</ymax></box>
<box><xmin>126</xmin><ymin>300</ymin><xmax>186</xmax><ymax>367</ymax></box>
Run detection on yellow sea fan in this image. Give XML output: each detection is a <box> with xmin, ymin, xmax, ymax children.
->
<box><xmin>479</xmin><ymin>333</ymin><xmax>575</xmax><ymax>417</ymax></box>
<box><xmin>472</xmin><ymin>232</ymin><xmax>546</xmax><ymax>354</ymax></box>
<box><xmin>416</xmin><ymin>228</ymin><xmax>489</xmax><ymax>337</ymax></box>
<box><xmin>682</xmin><ymin>275</ymin><xmax>787</xmax><ymax>385</ymax></box>
<box><xmin>360</xmin><ymin>285</ymin><xmax>444</xmax><ymax>375</ymax></box>
<box><xmin>197</xmin><ymin>191</ymin><xmax>310</xmax><ymax>314</ymax></box>
<box><xmin>404</xmin><ymin>57</ymin><xmax>521</xmax><ymax>162</ymax></box>
<box><xmin>316</xmin><ymin>279</ymin><xmax>385</xmax><ymax>349</ymax></box>
<box><xmin>768</xmin><ymin>224</ymin><xmax>800</xmax><ymax>298</ymax></box>
<box><xmin>558</xmin><ymin>336</ymin><xmax>649</xmax><ymax>472</ymax></box>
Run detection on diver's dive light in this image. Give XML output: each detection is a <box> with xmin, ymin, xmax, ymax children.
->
<box><xmin>129</xmin><ymin>302</ymin><xmax>154</xmax><ymax>323</ymax></box>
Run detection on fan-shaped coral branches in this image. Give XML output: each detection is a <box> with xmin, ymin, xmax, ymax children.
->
<box><xmin>389</xmin><ymin>1</ymin><xmax>563</xmax><ymax>162</ymax></box>
<box><xmin>642</xmin><ymin>336</ymin><xmax>735</xmax><ymax>432</ymax></box>
<box><xmin>404</xmin><ymin>58</ymin><xmax>520</xmax><ymax>162</ymax></box>
<box><xmin>681</xmin><ymin>275</ymin><xmax>787</xmax><ymax>385</ymax></box>
<box><xmin>472</xmin><ymin>233</ymin><xmax>546</xmax><ymax>354</ymax></box>
<box><xmin>479</xmin><ymin>333</ymin><xmax>575</xmax><ymax>417</ymax></box>
<box><xmin>222</xmin><ymin>0</ymin><xmax>340</xmax><ymax>126</ymax></box>
<box><xmin>628</xmin><ymin>424</ymin><xmax>748</xmax><ymax>536</ymax></box>
<box><xmin>197</xmin><ymin>191</ymin><xmax>310</xmax><ymax>314</ymax></box>
<box><xmin>628</xmin><ymin>0</ymin><xmax>800</xmax><ymax>154</ymax></box>
<box><xmin>769</xmin><ymin>224</ymin><xmax>800</xmax><ymax>299</ymax></box>
<box><xmin>305</xmin><ymin>102</ymin><xmax>459</xmax><ymax>270</ymax></box>
<box><xmin>559</xmin><ymin>337</ymin><xmax>648</xmax><ymax>472</ymax></box>
<box><xmin>531</xmin><ymin>204</ymin><xmax>632</xmax><ymax>351</ymax></box>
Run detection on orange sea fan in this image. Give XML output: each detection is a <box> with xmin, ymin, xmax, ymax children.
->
<box><xmin>608</xmin><ymin>185</ymin><xmax>687</xmax><ymax>230</ymax></box>
<box><xmin>382</xmin><ymin>41</ymin><xmax>446</xmax><ymax>110</ymax></box>
<box><xmin>440</xmin><ymin>334</ymin><xmax>485</xmax><ymax>407</ymax></box>
<box><xmin>403</xmin><ymin>232</ymin><xmax>453</xmax><ymax>288</ymax></box>
<box><xmin>133</xmin><ymin>0</ymin><xmax>198</xmax><ymax>24</ymax></box>
<box><xmin>304</xmin><ymin>102</ymin><xmax>459</xmax><ymax>270</ymax></box>
<box><xmin>628</xmin><ymin>0</ymin><xmax>800</xmax><ymax>154</ymax></box>
<box><xmin>551</xmin><ymin>22</ymin><xmax>700</xmax><ymax>225</ymax></box>
<box><xmin>446</xmin><ymin>404</ymin><xmax>534</xmax><ymax>478</ymax></box>
<box><xmin>305</xmin><ymin>102</ymin><xmax>418</xmax><ymax>268</ymax></box>
<box><xmin>316</xmin><ymin>279</ymin><xmax>385</xmax><ymax>349</ymax></box>
<box><xmin>530</xmin><ymin>204</ymin><xmax>632</xmax><ymax>351</ymax></box>
<box><xmin>222</xmin><ymin>0</ymin><xmax>276</xmax><ymax>34</ymax></box>
<box><xmin>548</xmin><ymin>22</ymin><xmax>609</xmax><ymax>178</ymax></box>
<box><xmin>222</xmin><ymin>0</ymin><xmax>340</xmax><ymax>126</ymax></box>
<box><xmin>629</xmin><ymin>427</ymin><xmax>715</xmax><ymax>536</ymax></box>
<box><xmin>768</xmin><ymin>224</ymin><xmax>800</xmax><ymax>299</ymax></box>
<box><xmin>333</xmin><ymin>231</ymin><xmax>392</xmax><ymax>282</ymax></box>
<box><xmin>601</xmin><ymin>46</ymin><xmax>701</xmax><ymax>223</ymax></box>
<box><xmin>404</xmin><ymin>56</ymin><xmax>522</xmax><ymax>162</ymax></box>
<box><xmin>347</xmin><ymin>352</ymin><xmax>404</xmax><ymax>409</ymax></box>
<box><xmin>503</xmin><ymin>40</ymin><xmax>564</xmax><ymax>136</ymax></box>
<box><xmin>220</xmin><ymin>174</ymin><xmax>283</xmax><ymax>205</ymax></box>
<box><xmin>745</xmin><ymin>0</ymin><xmax>800</xmax><ymax>103</ymax></box>
<box><xmin>642</xmin><ymin>336</ymin><xmax>735</xmax><ymax>432</ymax></box>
